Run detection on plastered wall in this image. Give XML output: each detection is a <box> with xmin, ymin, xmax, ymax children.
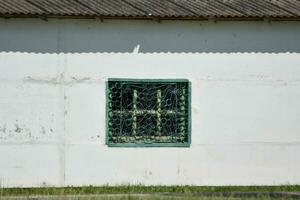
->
<box><xmin>0</xmin><ymin>18</ymin><xmax>300</xmax><ymax>187</ymax></box>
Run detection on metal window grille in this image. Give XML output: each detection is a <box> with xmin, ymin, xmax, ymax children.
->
<box><xmin>106</xmin><ymin>79</ymin><xmax>191</xmax><ymax>147</ymax></box>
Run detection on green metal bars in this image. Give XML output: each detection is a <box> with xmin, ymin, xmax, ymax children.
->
<box><xmin>106</xmin><ymin>79</ymin><xmax>191</xmax><ymax>147</ymax></box>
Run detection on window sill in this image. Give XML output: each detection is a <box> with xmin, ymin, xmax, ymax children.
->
<box><xmin>106</xmin><ymin>143</ymin><xmax>191</xmax><ymax>148</ymax></box>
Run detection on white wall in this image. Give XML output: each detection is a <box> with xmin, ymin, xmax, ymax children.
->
<box><xmin>0</xmin><ymin>18</ymin><xmax>300</xmax><ymax>187</ymax></box>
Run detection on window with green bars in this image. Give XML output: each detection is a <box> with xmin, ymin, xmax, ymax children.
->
<box><xmin>106</xmin><ymin>79</ymin><xmax>191</xmax><ymax>147</ymax></box>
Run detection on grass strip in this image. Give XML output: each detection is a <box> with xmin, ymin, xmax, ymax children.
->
<box><xmin>1</xmin><ymin>185</ymin><xmax>300</xmax><ymax>196</ymax></box>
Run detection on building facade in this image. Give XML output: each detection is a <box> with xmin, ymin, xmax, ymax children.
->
<box><xmin>0</xmin><ymin>0</ymin><xmax>300</xmax><ymax>187</ymax></box>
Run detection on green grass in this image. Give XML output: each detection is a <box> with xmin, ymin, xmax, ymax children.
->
<box><xmin>0</xmin><ymin>185</ymin><xmax>300</xmax><ymax>196</ymax></box>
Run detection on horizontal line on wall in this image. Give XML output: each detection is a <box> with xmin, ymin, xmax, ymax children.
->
<box><xmin>0</xmin><ymin>141</ymin><xmax>63</xmax><ymax>146</ymax></box>
<box><xmin>1</xmin><ymin>141</ymin><xmax>300</xmax><ymax>146</ymax></box>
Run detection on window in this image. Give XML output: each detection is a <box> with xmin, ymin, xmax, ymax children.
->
<box><xmin>106</xmin><ymin>78</ymin><xmax>191</xmax><ymax>147</ymax></box>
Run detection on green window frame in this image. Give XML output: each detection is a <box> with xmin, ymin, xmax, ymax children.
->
<box><xmin>106</xmin><ymin>78</ymin><xmax>191</xmax><ymax>147</ymax></box>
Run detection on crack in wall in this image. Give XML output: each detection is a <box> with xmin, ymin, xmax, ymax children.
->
<box><xmin>24</xmin><ymin>76</ymin><xmax>92</xmax><ymax>86</ymax></box>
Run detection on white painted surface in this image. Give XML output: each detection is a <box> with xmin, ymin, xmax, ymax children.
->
<box><xmin>0</xmin><ymin>19</ymin><xmax>300</xmax><ymax>187</ymax></box>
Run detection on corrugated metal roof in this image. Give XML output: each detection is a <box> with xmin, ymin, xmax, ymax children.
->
<box><xmin>0</xmin><ymin>0</ymin><xmax>300</xmax><ymax>20</ymax></box>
